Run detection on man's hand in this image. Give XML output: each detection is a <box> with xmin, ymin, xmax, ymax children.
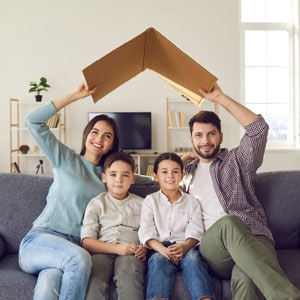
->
<box><xmin>200</xmin><ymin>82</ymin><xmax>258</xmax><ymax>126</ymax></box>
<box><xmin>198</xmin><ymin>83</ymin><xmax>223</xmax><ymax>103</ymax></box>
<box><xmin>181</xmin><ymin>151</ymin><xmax>198</xmax><ymax>164</ymax></box>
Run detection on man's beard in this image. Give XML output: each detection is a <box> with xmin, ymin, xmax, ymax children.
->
<box><xmin>193</xmin><ymin>143</ymin><xmax>221</xmax><ymax>160</ymax></box>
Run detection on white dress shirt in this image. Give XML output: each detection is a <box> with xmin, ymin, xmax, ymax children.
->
<box><xmin>138</xmin><ymin>190</ymin><xmax>204</xmax><ymax>246</ymax></box>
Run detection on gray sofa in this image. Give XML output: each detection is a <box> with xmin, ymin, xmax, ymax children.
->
<box><xmin>0</xmin><ymin>171</ymin><xmax>300</xmax><ymax>300</ymax></box>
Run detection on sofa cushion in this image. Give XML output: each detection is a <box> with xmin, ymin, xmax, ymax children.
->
<box><xmin>0</xmin><ymin>254</ymin><xmax>36</xmax><ymax>299</ymax></box>
<box><xmin>0</xmin><ymin>173</ymin><xmax>158</xmax><ymax>254</ymax></box>
<box><xmin>0</xmin><ymin>235</ymin><xmax>5</xmax><ymax>259</ymax></box>
<box><xmin>254</xmin><ymin>171</ymin><xmax>300</xmax><ymax>249</ymax></box>
<box><xmin>0</xmin><ymin>173</ymin><xmax>51</xmax><ymax>254</ymax></box>
<box><xmin>129</xmin><ymin>181</ymin><xmax>159</xmax><ymax>198</ymax></box>
<box><xmin>276</xmin><ymin>249</ymin><xmax>300</xmax><ymax>290</ymax></box>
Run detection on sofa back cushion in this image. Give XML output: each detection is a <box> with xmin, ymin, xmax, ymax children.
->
<box><xmin>254</xmin><ymin>170</ymin><xmax>300</xmax><ymax>249</ymax></box>
<box><xmin>0</xmin><ymin>173</ymin><xmax>52</xmax><ymax>254</ymax></box>
<box><xmin>2</xmin><ymin>170</ymin><xmax>299</xmax><ymax>253</ymax></box>
<box><xmin>0</xmin><ymin>173</ymin><xmax>159</xmax><ymax>254</ymax></box>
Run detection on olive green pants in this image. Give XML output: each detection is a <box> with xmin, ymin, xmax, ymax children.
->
<box><xmin>200</xmin><ymin>215</ymin><xmax>300</xmax><ymax>300</ymax></box>
<box><xmin>85</xmin><ymin>253</ymin><xmax>145</xmax><ymax>300</ymax></box>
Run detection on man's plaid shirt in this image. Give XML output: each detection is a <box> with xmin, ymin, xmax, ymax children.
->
<box><xmin>182</xmin><ymin>115</ymin><xmax>273</xmax><ymax>242</ymax></box>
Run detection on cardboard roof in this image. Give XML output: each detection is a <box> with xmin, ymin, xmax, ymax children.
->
<box><xmin>82</xmin><ymin>27</ymin><xmax>218</xmax><ymax>106</ymax></box>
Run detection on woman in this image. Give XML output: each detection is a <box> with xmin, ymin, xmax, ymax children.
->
<box><xmin>18</xmin><ymin>82</ymin><xmax>120</xmax><ymax>300</ymax></box>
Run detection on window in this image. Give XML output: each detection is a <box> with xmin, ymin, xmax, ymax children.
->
<box><xmin>241</xmin><ymin>0</ymin><xmax>299</xmax><ymax>148</ymax></box>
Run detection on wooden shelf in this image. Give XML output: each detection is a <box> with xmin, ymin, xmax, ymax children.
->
<box><xmin>9</xmin><ymin>99</ymin><xmax>66</xmax><ymax>175</ymax></box>
<box><xmin>130</xmin><ymin>153</ymin><xmax>159</xmax><ymax>175</ymax></box>
<box><xmin>166</xmin><ymin>97</ymin><xmax>218</xmax><ymax>152</ymax></box>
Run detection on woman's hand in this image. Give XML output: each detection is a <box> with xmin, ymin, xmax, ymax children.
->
<box><xmin>71</xmin><ymin>82</ymin><xmax>97</xmax><ymax>101</ymax></box>
<box><xmin>53</xmin><ymin>82</ymin><xmax>97</xmax><ymax>111</ymax></box>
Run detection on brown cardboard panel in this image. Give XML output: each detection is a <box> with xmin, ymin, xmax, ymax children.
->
<box><xmin>155</xmin><ymin>73</ymin><xmax>205</xmax><ymax>106</ymax></box>
<box><xmin>82</xmin><ymin>27</ymin><xmax>218</xmax><ymax>104</ymax></box>
<box><xmin>82</xmin><ymin>31</ymin><xmax>146</xmax><ymax>102</ymax></box>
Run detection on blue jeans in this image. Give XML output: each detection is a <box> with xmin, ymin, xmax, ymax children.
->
<box><xmin>18</xmin><ymin>227</ymin><xmax>92</xmax><ymax>300</ymax></box>
<box><xmin>146</xmin><ymin>244</ymin><xmax>215</xmax><ymax>300</ymax></box>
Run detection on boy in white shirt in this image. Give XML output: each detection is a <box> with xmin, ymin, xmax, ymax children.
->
<box><xmin>138</xmin><ymin>152</ymin><xmax>215</xmax><ymax>300</ymax></box>
<box><xmin>81</xmin><ymin>152</ymin><xmax>147</xmax><ymax>300</ymax></box>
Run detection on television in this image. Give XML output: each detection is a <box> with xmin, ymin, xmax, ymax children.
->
<box><xmin>88</xmin><ymin>112</ymin><xmax>152</xmax><ymax>152</ymax></box>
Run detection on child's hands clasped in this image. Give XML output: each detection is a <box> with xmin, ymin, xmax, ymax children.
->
<box><xmin>134</xmin><ymin>244</ymin><xmax>148</xmax><ymax>261</ymax></box>
<box><xmin>116</xmin><ymin>243</ymin><xmax>147</xmax><ymax>260</ymax></box>
<box><xmin>168</xmin><ymin>243</ymin><xmax>187</xmax><ymax>261</ymax></box>
<box><xmin>157</xmin><ymin>243</ymin><xmax>187</xmax><ymax>265</ymax></box>
<box><xmin>117</xmin><ymin>243</ymin><xmax>138</xmax><ymax>256</ymax></box>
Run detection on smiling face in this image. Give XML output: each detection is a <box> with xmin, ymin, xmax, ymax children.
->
<box><xmin>84</xmin><ymin>121</ymin><xmax>115</xmax><ymax>165</ymax></box>
<box><xmin>153</xmin><ymin>159</ymin><xmax>184</xmax><ymax>194</ymax></box>
<box><xmin>190</xmin><ymin>122</ymin><xmax>223</xmax><ymax>163</ymax></box>
<box><xmin>102</xmin><ymin>160</ymin><xmax>135</xmax><ymax>200</ymax></box>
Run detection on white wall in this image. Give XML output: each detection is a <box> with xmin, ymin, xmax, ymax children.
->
<box><xmin>1</xmin><ymin>0</ymin><xmax>299</xmax><ymax>174</ymax></box>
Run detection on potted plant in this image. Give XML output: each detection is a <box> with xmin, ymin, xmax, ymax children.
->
<box><xmin>28</xmin><ymin>77</ymin><xmax>51</xmax><ymax>102</ymax></box>
<box><xmin>19</xmin><ymin>145</ymin><xmax>30</xmax><ymax>154</ymax></box>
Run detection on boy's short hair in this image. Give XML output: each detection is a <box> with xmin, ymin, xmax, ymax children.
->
<box><xmin>188</xmin><ymin>110</ymin><xmax>221</xmax><ymax>134</ymax></box>
<box><xmin>153</xmin><ymin>152</ymin><xmax>184</xmax><ymax>174</ymax></box>
<box><xmin>103</xmin><ymin>152</ymin><xmax>135</xmax><ymax>173</ymax></box>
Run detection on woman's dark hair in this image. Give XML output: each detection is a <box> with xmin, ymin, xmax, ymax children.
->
<box><xmin>153</xmin><ymin>152</ymin><xmax>184</xmax><ymax>174</ymax></box>
<box><xmin>80</xmin><ymin>114</ymin><xmax>120</xmax><ymax>165</ymax></box>
<box><xmin>188</xmin><ymin>110</ymin><xmax>221</xmax><ymax>134</ymax></box>
<box><xmin>103</xmin><ymin>152</ymin><xmax>135</xmax><ymax>173</ymax></box>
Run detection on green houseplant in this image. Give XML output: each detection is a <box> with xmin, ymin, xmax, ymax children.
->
<box><xmin>28</xmin><ymin>77</ymin><xmax>51</xmax><ymax>102</ymax></box>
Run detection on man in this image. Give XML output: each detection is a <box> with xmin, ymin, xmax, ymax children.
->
<box><xmin>181</xmin><ymin>83</ymin><xmax>300</xmax><ymax>300</ymax></box>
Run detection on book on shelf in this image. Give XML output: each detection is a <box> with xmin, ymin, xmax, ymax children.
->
<box><xmin>134</xmin><ymin>164</ymin><xmax>138</xmax><ymax>174</ymax></box>
<box><xmin>179</xmin><ymin>111</ymin><xmax>185</xmax><ymax>127</ymax></box>
<box><xmin>146</xmin><ymin>164</ymin><xmax>154</xmax><ymax>176</ymax></box>
<box><xmin>168</xmin><ymin>111</ymin><xmax>186</xmax><ymax>128</ymax></box>
<box><xmin>46</xmin><ymin>113</ymin><xmax>60</xmax><ymax>128</ymax></box>
<box><xmin>173</xmin><ymin>111</ymin><xmax>180</xmax><ymax>127</ymax></box>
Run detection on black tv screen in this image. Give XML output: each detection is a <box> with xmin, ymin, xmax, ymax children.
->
<box><xmin>88</xmin><ymin>112</ymin><xmax>152</xmax><ymax>151</ymax></box>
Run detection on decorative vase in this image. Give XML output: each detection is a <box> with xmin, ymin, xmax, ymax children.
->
<box><xmin>19</xmin><ymin>145</ymin><xmax>30</xmax><ymax>154</ymax></box>
<box><xmin>35</xmin><ymin>95</ymin><xmax>42</xmax><ymax>102</ymax></box>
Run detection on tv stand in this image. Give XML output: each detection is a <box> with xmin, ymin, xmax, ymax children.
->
<box><xmin>125</xmin><ymin>151</ymin><xmax>137</xmax><ymax>154</ymax></box>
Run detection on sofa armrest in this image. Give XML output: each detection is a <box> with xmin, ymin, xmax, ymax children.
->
<box><xmin>0</xmin><ymin>235</ymin><xmax>5</xmax><ymax>259</ymax></box>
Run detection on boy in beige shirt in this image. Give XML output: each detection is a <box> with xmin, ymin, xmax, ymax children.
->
<box><xmin>81</xmin><ymin>152</ymin><xmax>147</xmax><ymax>300</ymax></box>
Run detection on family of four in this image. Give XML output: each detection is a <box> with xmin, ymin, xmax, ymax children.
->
<box><xmin>18</xmin><ymin>81</ymin><xmax>300</xmax><ymax>300</ymax></box>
